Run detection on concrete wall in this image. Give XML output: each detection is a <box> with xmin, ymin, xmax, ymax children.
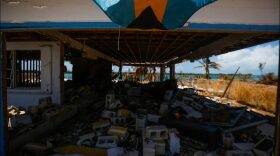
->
<box><xmin>6</xmin><ymin>42</ymin><xmax>61</xmax><ymax>107</ymax></box>
<box><xmin>1</xmin><ymin>0</ymin><xmax>279</xmax><ymax>25</ymax></box>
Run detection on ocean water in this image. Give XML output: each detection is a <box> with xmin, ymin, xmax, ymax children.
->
<box><xmin>64</xmin><ymin>73</ymin><xmax>72</xmax><ymax>80</ymax></box>
<box><xmin>65</xmin><ymin>73</ymin><xmax>264</xmax><ymax>81</ymax></box>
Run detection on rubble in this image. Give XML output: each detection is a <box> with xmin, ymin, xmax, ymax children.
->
<box><xmin>38</xmin><ymin>96</ymin><xmax>52</xmax><ymax>110</ymax></box>
<box><xmin>253</xmin><ymin>137</ymin><xmax>273</xmax><ymax>156</ymax></box>
<box><xmin>92</xmin><ymin>119</ymin><xmax>111</xmax><ymax>132</ymax></box>
<box><xmin>9</xmin><ymin>80</ymin><xmax>276</xmax><ymax>156</ymax></box>
<box><xmin>77</xmin><ymin>132</ymin><xmax>96</xmax><ymax>146</ymax></box>
<box><xmin>107</xmin><ymin>126</ymin><xmax>128</xmax><ymax>137</ymax></box>
<box><xmin>145</xmin><ymin>125</ymin><xmax>168</xmax><ymax>140</ymax></box>
<box><xmin>169</xmin><ymin>130</ymin><xmax>180</xmax><ymax>155</ymax></box>
<box><xmin>96</xmin><ymin>136</ymin><xmax>119</xmax><ymax>148</ymax></box>
<box><xmin>143</xmin><ymin>139</ymin><xmax>155</xmax><ymax>156</ymax></box>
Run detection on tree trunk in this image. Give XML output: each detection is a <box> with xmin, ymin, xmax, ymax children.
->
<box><xmin>205</xmin><ymin>65</ymin><xmax>210</xmax><ymax>79</ymax></box>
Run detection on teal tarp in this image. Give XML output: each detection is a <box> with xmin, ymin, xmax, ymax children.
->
<box><xmin>92</xmin><ymin>0</ymin><xmax>216</xmax><ymax>29</ymax></box>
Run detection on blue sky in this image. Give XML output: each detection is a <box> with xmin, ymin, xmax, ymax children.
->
<box><xmin>66</xmin><ymin>40</ymin><xmax>279</xmax><ymax>75</ymax></box>
<box><xmin>175</xmin><ymin>40</ymin><xmax>279</xmax><ymax>75</ymax></box>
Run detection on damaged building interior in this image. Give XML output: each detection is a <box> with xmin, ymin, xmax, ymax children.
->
<box><xmin>1</xmin><ymin>0</ymin><xmax>280</xmax><ymax>156</ymax></box>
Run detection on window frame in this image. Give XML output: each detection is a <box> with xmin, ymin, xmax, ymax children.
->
<box><xmin>7</xmin><ymin>50</ymin><xmax>41</xmax><ymax>89</ymax></box>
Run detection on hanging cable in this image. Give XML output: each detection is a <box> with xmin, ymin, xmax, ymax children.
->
<box><xmin>117</xmin><ymin>26</ymin><xmax>121</xmax><ymax>52</ymax></box>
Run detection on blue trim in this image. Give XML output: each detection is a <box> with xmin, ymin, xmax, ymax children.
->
<box><xmin>0</xmin><ymin>22</ymin><xmax>121</xmax><ymax>30</ymax></box>
<box><xmin>182</xmin><ymin>23</ymin><xmax>280</xmax><ymax>32</ymax></box>
<box><xmin>0</xmin><ymin>22</ymin><xmax>279</xmax><ymax>32</ymax></box>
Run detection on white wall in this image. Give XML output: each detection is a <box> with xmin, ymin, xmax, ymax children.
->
<box><xmin>189</xmin><ymin>0</ymin><xmax>280</xmax><ymax>25</ymax></box>
<box><xmin>1</xmin><ymin>0</ymin><xmax>279</xmax><ymax>25</ymax></box>
<box><xmin>6</xmin><ymin>42</ymin><xmax>61</xmax><ymax>108</ymax></box>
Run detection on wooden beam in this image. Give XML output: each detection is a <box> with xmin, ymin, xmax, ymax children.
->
<box><xmin>145</xmin><ymin>32</ymin><xmax>153</xmax><ymax>63</ymax></box>
<box><xmin>150</xmin><ymin>32</ymin><xmax>168</xmax><ymax>62</ymax></box>
<box><xmin>137</xmin><ymin>33</ymin><xmax>142</xmax><ymax>63</ymax></box>
<box><xmin>94</xmin><ymin>32</ymin><xmax>132</xmax><ymax>63</ymax></box>
<box><xmin>60</xmin><ymin>43</ymin><xmax>65</xmax><ymax>105</ymax></box>
<box><xmin>153</xmin><ymin>33</ymin><xmax>181</xmax><ymax>62</ymax></box>
<box><xmin>163</xmin><ymin>33</ymin><xmax>199</xmax><ymax>64</ymax></box>
<box><xmin>168</xmin><ymin>33</ymin><xmax>257</xmax><ymax>65</ymax></box>
<box><xmin>124</xmin><ymin>38</ymin><xmax>138</xmax><ymax>62</ymax></box>
<box><xmin>190</xmin><ymin>34</ymin><xmax>257</xmax><ymax>59</ymax></box>
<box><xmin>37</xmin><ymin>31</ymin><xmax>120</xmax><ymax>65</ymax></box>
<box><xmin>122</xmin><ymin>63</ymin><xmax>164</xmax><ymax>67</ymax></box>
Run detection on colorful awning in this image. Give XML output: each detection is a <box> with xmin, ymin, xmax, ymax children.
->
<box><xmin>92</xmin><ymin>0</ymin><xmax>216</xmax><ymax>29</ymax></box>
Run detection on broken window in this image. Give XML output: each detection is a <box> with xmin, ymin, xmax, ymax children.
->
<box><xmin>7</xmin><ymin>50</ymin><xmax>41</xmax><ymax>88</ymax></box>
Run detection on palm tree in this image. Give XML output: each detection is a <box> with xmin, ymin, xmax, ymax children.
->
<box><xmin>194</xmin><ymin>58</ymin><xmax>221</xmax><ymax>79</ymax></box>
<box><xmin>258</xmin><ymin>62</ymin><xmax>266</xmax><ymax>75</ymax></box>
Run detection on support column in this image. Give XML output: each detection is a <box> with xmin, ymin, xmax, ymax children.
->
<box><xmin>119</xmin><ymin>64</ymin><xmax>122</xmax><ymax>80</ymax></box>
<box><xmin>160</xmin><ymin>65</ymin><xmax>165</xmax><ymax>82</ymax></box>
<box><xmin>72</xmin><ymin>58</ymin><xmax>112</xmax><ymax>93</ymax></box>
<box><xmin>0</xmin><ymin>32</ymin><xmax>8</xmax><ymax>155</ymax></box>
<box><xmin>170</xmin><ymin>64</ymin><xmax>175</xmax><ymax>79</ymax></box>
<box><xmin>60</xmin><ymin>43</ymin><xmax>65</xmax><ymax>105</ymax></box>
<box><xmin>275</xmin><ymin>50</ymin><xmax>280</xmax><ymax>156</ymax></box>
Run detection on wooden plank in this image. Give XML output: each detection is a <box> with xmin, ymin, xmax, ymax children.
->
<box><xmin>153</xmin><ymin>33</ymin><xmax>181</xmax><ymax>62</ymax></box>
<box><xmin>163</xmin><ymin>33</ymin><xmax>199</xmax><ymax>64</ymax></box>
<box><xmin>145</xmin><ymin>32</ymin><xmax>153</xmax><ymax>63</ymax></box>
<box><xmin>37</xmin><ymin>31</ymin><xmax>120</xmax><ymax>66</ymax></box>
<box><xmin>150</xmin><ymin>32</ymin><xmax>168</xmax><ymax>62</ymax></box>
<box><xmin>94</xmin><ymin>32</ymin><xmax>132</xmax><ymax>63</ymax></box>
<box><xmin>124</xmin><ymin>38</ymin><xmax>137</xmax><ymax>62</ymax></box>
<box><xmin>169</xmin><ymin>34</ymin><xmax>257</xmax><ymax>65</ymax></box>
<box><xmin>122</xmin><ymin>63</ymin><xmax>164</xmax><ymax>67</ymax></box>
<box><xmin>60</xmin><ymin>43</ymin><xmax>65</xmax><ymax>105</ymax></box>
<box><xmin>137</xmin><ymin>33</ymin><xmax>142</xmax><ymax>63</ymax></box>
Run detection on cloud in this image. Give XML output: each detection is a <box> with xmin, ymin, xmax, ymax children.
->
<box><xmin>214</xmin><ymin>43</ymin><xmax>279</xmax><ymax>74</ymax></box>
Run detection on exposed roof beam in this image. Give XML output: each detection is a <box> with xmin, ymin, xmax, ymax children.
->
<box><xmin>37</xmin><ymin>31</ymin><xmax>120</xmax><ymax>65</ymax></box>
<box><xmin>94</xmin><ymin>32</ymin><xmax>132</xmax><ymax>63</ymax></box>
<box><xmin>153</xmin><ymin>33</ymin><xmax>181</xmax><ymax>62</ymax></box>
<box><xmin>122</xmin><ymin>62</ymin><xmax>164</xmax><ymax>67</ymax></box>
<box><xmin>161</xmin><ymin>33</ymin><xmax>199</xmax><ymax>63</ymax></box>
<box><xmin>167</xmin><ymin>33</ymin><xmax>257</xmax><ymax>65</ymax></box>
<box><xmin>137</xmin><ymin>33</ymin><xmax>142</xmax><ymax>63</ymax></box>
<box><xmin>124</xmin><ymin>38</ymin><xmax>138</xmax><ymax>62</ymax></box>
<box><xmin>145</xmin><ymin>32</ymin><xmax>153</xmax><ymax>63</ymax></box>
<box><xmin>150</xmin><ymin>32</ymin><xmax>168</xmax><ymax>62</ymax></box>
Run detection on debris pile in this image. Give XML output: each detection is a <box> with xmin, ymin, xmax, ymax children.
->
<box><xmin>10</xmin><ymin>81</ymin><xmax>275</xmax><ymax>156</ymax></box>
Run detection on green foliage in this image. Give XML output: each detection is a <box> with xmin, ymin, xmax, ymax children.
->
<box><xmin>238</xmin><ymin>74</ymin><xmax>252</xmax><ymax>82</ymax></box>
<box><xmin>194</xmin><ymin>57</ymin><xmax>221</xmax><ymax>79</ymax></box>
<box><xmin>258</xmin><ymin>72</ymin><xmax>278</xmax><ymax>85</ymax></box>
<box><xmin>218</xmin><ymin>74</ymin><xmax>230</xmax><ymax>80</ymax></box>
<box><xmin>258</xmin><ymin>62</ymin><xmax>266</xmax><ymax>75</ymax></box>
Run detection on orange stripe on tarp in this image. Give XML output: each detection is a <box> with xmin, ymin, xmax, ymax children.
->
<box><xmin>134</xmin><ymin>0</ymin><xmax>168</xmax><ymax>22</ymax></box>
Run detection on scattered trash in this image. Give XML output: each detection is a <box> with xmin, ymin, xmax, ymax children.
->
<box><xmin>8</xmin><ymin>81</ymin><xmax>276</xmax><ymax>155</ymax></box>
<box><xmin>253</xmin><ymin>137</ymin><xmax>273</xmax><ymax>156</ymax></box>
<box><xmin>96</xmin><ymin>136</ymin><xmax>119</xmax><ymax>148</ymax></box>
